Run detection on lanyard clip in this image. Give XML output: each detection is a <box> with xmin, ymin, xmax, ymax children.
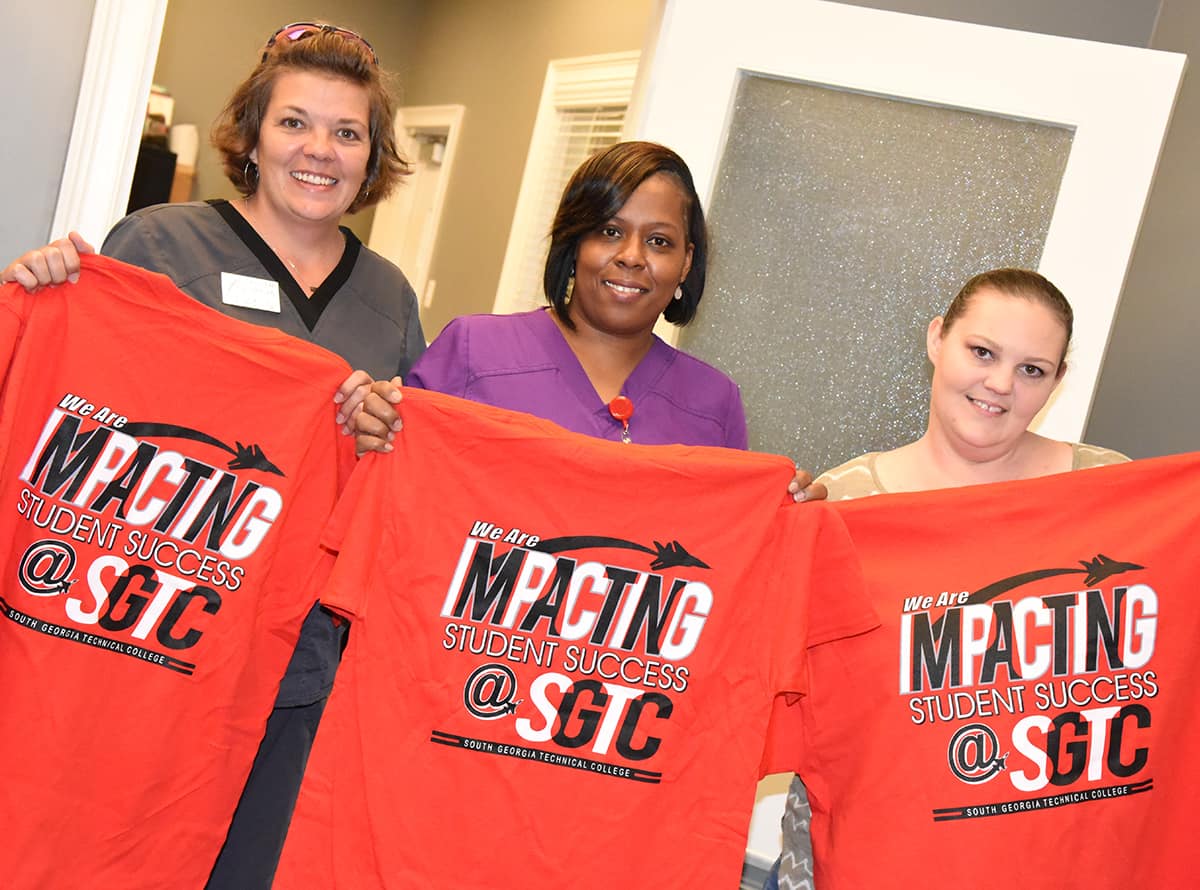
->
<box><xmin>608</xmin><ymin>396</ymin><xmax>634</xmax><ymax>444</ymax></box>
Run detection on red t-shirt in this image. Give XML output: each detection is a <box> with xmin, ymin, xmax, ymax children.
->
<box><xmin>764</xmin><ymin>453</ymin><xmax>1200</xmax><ymax>889</ymax></box>
<box><xmin>274</xmin><ymin>389</ymin><xmax>877</xmax><ymax>890</ymax></box>
<box><xmin>0</xmin><ymin>255</ymin><xmax>355</xmax><ymax>889</ymax></box>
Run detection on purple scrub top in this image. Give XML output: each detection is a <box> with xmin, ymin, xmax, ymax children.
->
<box><xmin>406</xmin><ymin>309</ymin><xmax>748</xmax><ymax>449</ymax></box>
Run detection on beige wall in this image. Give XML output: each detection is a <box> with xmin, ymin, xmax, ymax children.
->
<box><xmin>152</xmin><ymin>1</ymin><xmax>424</xmax><ymax>242</ymax></box>
<box><xmin>399</xmin><ymin>0</ymin><xmax>656</xmax><ymax>336</ymax></box>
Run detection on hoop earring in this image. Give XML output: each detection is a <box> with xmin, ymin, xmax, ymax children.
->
<box><xmin>244</xmin><ymin>159</ymin><xmax>259</xmax><ymax>188</ymax></box>
<box><xmin>673</xmin><ymin>285</ymin><xmax>683</xmax><ymax>301</ymax></box>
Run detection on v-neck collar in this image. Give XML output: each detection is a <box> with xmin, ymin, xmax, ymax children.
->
<box><xmin>209</xmin><ymin>199</ymin><xmax>361</xmax><ymax>332</ymax></box>
<box><xmin>530</xmin><ymin>308</ymin><xmax>674</xmax><ymax>418</ymax></box>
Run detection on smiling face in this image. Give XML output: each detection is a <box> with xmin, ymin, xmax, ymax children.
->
<box><xmin>249</xmin><ymin>70</ymin><xmax>371</xmax><ymax>228</ymax></box>
<box><xmin>927</xmin><ymin>287</ymin><xmax>1069</xmax><ymax>458</ymax></box>
<box><xmin>566</xmin><ymin>172</ymin><xmax>694</xmax><ymax>339</ymax></box>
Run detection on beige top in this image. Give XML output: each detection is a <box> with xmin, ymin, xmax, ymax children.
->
<box><xmin>816</xmin><ymin>442</ymin><xmax>1130</xmax><ymax>501</ymax></box>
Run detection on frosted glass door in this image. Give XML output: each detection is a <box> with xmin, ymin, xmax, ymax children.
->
<box><xmin>680</xmin><ymin>74</ymin><xmax>1073</xmax><ymax>468</ymax></box>
<box><xmin>634</xmin><ymin>0</ymin><xmax>1184</xmax><ymax>457</ymax></box>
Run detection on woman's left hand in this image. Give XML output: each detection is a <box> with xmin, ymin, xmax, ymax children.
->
<box><xmin>354</xmin><ymin>378</ymin><xmax>404</xmax><ymax>456</ymax></box>
<box><xmin>2</xmin><ymin>231</ymin><xmax>94</xmax><ymax>292</ymax></box>
<box><xmin>333</xmin><ymin>369</ymin><xmax>374</xmax><ymax>435</ymax></box>
<box><xmin>789</xmin><ymin>466</ymin><xmax>827</xmax><ymax>503</ymax></box>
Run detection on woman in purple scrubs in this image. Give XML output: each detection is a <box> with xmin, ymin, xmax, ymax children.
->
<box><xmin>358</xmin><ymin>141</ymin><xmax>822</xmax><ymax>498</ymax></box>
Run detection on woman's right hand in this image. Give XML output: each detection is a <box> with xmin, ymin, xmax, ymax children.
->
<box><xmin>355</xmin><ymin>377</ymin><xmax>404</xmax><ymax>457</ymax></box>
<box><xmin>1</xmin><ymin>232</ymin><xmax>95</xmax><ymax>292</ymax></box>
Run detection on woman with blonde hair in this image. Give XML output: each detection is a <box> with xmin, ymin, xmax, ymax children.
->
<box><xmin>769</xmin><ymin>267</ymin><xmax>1127</xmax><ymax>890</ymax></box>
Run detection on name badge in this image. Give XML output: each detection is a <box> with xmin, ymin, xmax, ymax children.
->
<box><xmin>221</xmin><ymin>272</ymin><xmax>280</xmax><ymax>313</ymax></box>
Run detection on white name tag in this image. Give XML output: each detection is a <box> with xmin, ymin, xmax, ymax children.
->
<box><xmin>221</xmin><ymin>272</ymin><xmax>280</xmax><ymax>313</ymax></box>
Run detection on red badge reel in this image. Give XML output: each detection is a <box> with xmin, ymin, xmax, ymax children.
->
<box><xmin>608</xmin><ymin>396</ymin><xmax>634</xmax><ymax>444</ymax></box>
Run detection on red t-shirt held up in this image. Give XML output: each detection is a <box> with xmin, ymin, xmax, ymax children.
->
<box><xmin>275</xmin><ymin>389</ymin><xmax>877</xmax><ymax>890</ymax></box>
<box><xmin>763</xmin><ymin>452</ymin><xmax>1200</xmax><ymax>889</ymax></box>
<box><xmin>0</xmin><ymin>256</ymin><xmax>355</xmax><ymax>889</ymax></box>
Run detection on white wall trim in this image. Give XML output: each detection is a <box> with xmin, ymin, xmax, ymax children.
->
<box><xmin>492</xmin><ymin>51</ymin><xmax>640</xmax><ymax>315</ymax></box>
<box><xmin>52</xmin><ymin>0</ymin><xmax>168</xmax><ymax>244</ymax></box>
<box><xmin>404</xmin><ymin>104</ymin><xmax>464</xmax><ymax>307</ymax></box>
<box><xmin>367</xmin><ymin>104</ymin><xmax>466</xmax><ymax>309</ymax></box>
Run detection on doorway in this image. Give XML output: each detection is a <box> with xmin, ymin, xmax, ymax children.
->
<box><xmin>366</xmin><ymin>105</ymin><xmax>465</xmax><ymax>320</ymax></box>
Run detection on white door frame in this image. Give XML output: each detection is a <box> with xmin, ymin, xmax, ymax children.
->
<box><xmin>635</xmin><ymin>0</ymin><xmax>1185</xmax><ymax>443</ymax></box>
<box><xmin>367</xmin><ymin>104</ymin><xmax>465</xmax><ymax>310</ymax></box>
<box><xmin>52</xmin><ymin>0</ymin><xmax>168</xmax><ymax>245</ymax></box>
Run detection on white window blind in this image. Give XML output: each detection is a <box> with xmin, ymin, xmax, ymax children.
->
<box><xmin>493</xmin><ymin>53</ymin><xmax>640</xmax><ymax>315</ymax></box>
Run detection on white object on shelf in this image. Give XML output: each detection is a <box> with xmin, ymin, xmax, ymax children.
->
<box><xmin>168</xmin><ymin>123</ymin><xmax>199</xmax><ymax>167</ymax></box>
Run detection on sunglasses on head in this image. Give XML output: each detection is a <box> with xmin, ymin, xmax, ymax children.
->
<box><xmin>261</xmin><ymin>22</ymin><xmax>379</xmax><ymax>65</ymax></box>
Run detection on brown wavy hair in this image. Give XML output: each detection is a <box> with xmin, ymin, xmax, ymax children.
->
<box><xmin>211</xmin><ymin>27</ymin><xmax>409</xmax><ymax>213</ymax></box>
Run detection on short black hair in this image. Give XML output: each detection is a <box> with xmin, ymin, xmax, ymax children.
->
<box><xmin>543</xmin><ymin>141</ymin><xmax>709</xmax><ymax>327</ymax></box>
